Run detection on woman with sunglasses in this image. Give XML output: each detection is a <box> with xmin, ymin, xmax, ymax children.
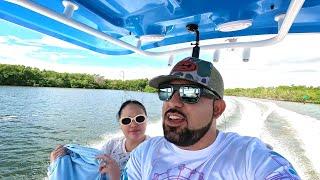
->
<box><xmin>96</xmin><ymin>100</ymin><xmax>149</xmax><ymax>178</ymax></box>
<box><xmin>49</xmin><ymin>100</ymin><xmax>149</xmax><ymax>179</ymax></box>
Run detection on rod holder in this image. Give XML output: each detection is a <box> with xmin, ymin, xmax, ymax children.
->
<box><xmin>168</xmin><ymin>55</ymin><xmax>174</xmax><ymax>66</ymax></box>
<box><xmin>242</xmin><ymin>48</ymin><xmax>251</xmax><ymax>62</ymax></box>
<box><xmin>275</xmin><ymin>14</ymin><xmax>286</xmax><ymax>33</ymax></box>
<box><xmin>213</xmin><ymin>50</ymin><xmax>220</xmax><ymax>62</ymax></box>
<box><xmin>62</xmin><ymin>1</ymin><xmax>78</xmax><ymax>18</ymax></box>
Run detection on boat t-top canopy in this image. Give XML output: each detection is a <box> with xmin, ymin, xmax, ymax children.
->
<box><xmin>1</xmin><ymin>0</ymin><xmax>320</xmax><ymax>56</ymax></box>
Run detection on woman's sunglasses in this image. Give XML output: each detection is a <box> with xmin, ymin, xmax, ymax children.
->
<box><xmin>119</xmin><ymin>114</ymin><xmax>147</xmax><ymax>125</ymax></box>
<box><xmin>158</xmin><ymin>84</ymin><xmax>219</xmax><ymax>104</ymax></box>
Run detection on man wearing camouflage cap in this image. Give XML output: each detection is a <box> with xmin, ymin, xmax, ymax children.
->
<box><xmin>123</xmin><ymin>57</ymin><xmax>300</xmax><ymax>179</ymax></box>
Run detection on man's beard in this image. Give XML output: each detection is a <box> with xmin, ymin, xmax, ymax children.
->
<box><xmin>163</xmin><ymin>118</ymin><xmax>213</xmax><ymax>147</ymax></box>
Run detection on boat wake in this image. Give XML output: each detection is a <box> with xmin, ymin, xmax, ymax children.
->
<box><xmin>220</xmin><ymin>97</ymin><xmax>320</xmax><ymax>180</ymax></box>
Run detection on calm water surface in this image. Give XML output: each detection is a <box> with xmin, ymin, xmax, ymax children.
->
<box><xmin>0</xmin><ymin>86</ymin><xmax>162</xmax><ymax>179</ymax></box>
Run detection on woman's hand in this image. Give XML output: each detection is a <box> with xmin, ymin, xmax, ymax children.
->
<box><xmin>96</xmin><ymin>154</ymin><xmax>120</xmax><ymax>180</ymax></box>
<box><xmin>50</xmin><ymin>145</ymin><xmax>67</xmax><ymax>163</ymax></box>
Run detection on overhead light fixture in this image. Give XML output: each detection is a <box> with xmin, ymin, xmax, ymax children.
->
<box><xmin>216</xmin><ymin>20</ymin><xmax>252</xmax><ymax>32</ymax></box>
<box><xmin>139</xmin><ymin>34</ymin><xmax>165</xmax><ymax>43</ymax></box>
<box><xmin>213</xmin><ymin>50</ymin><xmax>220</xmax><ymax>62</ymax></box>
<box><xmin>242</xmin><ymin>48</ymin><xmax>251</xmax><ymax>62</ymax></box>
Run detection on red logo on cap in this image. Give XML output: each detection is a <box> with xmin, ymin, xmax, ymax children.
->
<box><xmin>171</xmin><ymin>59</ymin><xmax>197</xmax><ymax>72</ymax></box>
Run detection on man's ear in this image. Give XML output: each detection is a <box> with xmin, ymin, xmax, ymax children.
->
<box><xmin>213</xmin><ymin>99</ymin><xmax>226</xmax><ymax>118</ymax></box>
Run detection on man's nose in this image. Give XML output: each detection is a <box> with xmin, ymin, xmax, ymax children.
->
<box><xmin>167</xmin><ymin>91</ymin><xmax>184</xmax><ymax>107</ymax></box>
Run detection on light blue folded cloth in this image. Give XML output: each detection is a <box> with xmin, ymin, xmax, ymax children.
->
<box><xmin>47</xmin><ymin>144</ymin><xmax>107</xmax><ymax>180</ymax></box>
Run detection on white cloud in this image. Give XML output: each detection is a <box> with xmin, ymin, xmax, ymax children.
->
<box><xmin>50</xmin><ymin>65</ymin><xmax>171</xmax><ymax>80</ymax></box>
<box><xmin>0</xmin><ymin>35</ymin><xmax>89</xmax><ymax>63</ymax></box>
<box><xmin>200</xmin><ymin>34</ymin><xmax>320</xmax><ymax>88</ymax></box>
<box><xmin>38</xmin><ymin>36</ymin><xmax>84</xmax><ymax>50</ymax></box>
<box><xmin>0</xmin><ymin>36</ymin><xmax>170</xmax><ymax>79</ymax></box>
<box><xmin>1</xmin><ymin>33</ymin><xmax>319</xmax><ymax>87</ymax></box>
<box><xmin>0</xmin><ymin>39</ymin><xmax>42</xmax><ymax>59</ymax></box>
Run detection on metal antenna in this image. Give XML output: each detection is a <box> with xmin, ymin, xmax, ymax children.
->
<box><xmin>186</xmin><ymin>24</ymin><xmax>200</xmax><ymax>58</ymax></box>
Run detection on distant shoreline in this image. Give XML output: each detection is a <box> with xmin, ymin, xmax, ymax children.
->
<box><xmin>1</xmin><ymin>84</ymin><xmax>319</xmax><ymax>104</ymax></box>
<box><xmin>1</xmin><ymin>63</ymin><xmax>319</xmax><ymax>104</ymax></box>
<box><xmin>225</xmin><ymin>86</ymin><xmax>320</xmax><ymax>104</ymax></box>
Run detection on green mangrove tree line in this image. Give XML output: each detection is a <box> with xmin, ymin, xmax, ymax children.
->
<box><xmin>1</xmin><ymin>64</ymin><xmax>319</xmax><ymax>103</ymax></box>
<box><xmin>225</xmin><ymin>86</ymin><xmax>320</xmax><ymax>104</ymax></box>
<box><xmin>0</xmin><ymin>64</ymin><xmax>156</xmax><ymax>92</ymax></box>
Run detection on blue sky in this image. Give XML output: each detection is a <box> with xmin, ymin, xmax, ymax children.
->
<box><xmin>1</xmin><ymin>19</ymin><xmax>320</xmax><ymax>88</ymax></box>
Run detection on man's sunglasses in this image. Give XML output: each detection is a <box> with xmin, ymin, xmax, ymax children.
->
<box><xmin>119</xmin><ymin>114</ymin><xmax>147</xmax><ymax>125</ymax></box>
<box><xmin>158</xmin><ymin>84</ymin><xmax>219</xmax><ymax>104</ymax></box>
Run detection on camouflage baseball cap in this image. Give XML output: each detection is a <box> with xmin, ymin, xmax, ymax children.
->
<box><xmin>149</xmin><ymin>57</ymin><xmax>224</xmax><ymax>99</ymax></box>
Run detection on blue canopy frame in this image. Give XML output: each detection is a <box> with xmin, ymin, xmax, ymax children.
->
<box><xmin>1</xmin><ymin>0</ymin><xmax>320</xmax><ymax>56</ymax></box>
